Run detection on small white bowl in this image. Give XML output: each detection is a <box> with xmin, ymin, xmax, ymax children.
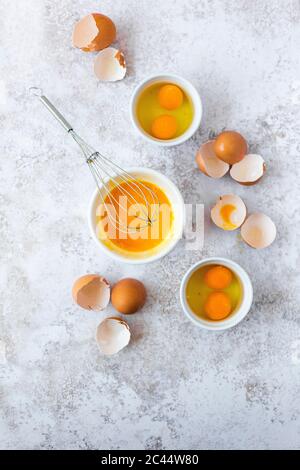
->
<box><xmin>130</xmin><ymin>74</ymin><xmax>202</xmax><ymax>147</ymax></box>
<box><xmin>180</xmin><ymin>258</ymin><xmax>253</xmax><ymax>330</ymax></box>
<box><xmin>88</xmin><ymin>167</ymin><xmax>185</xmax><ymax>265</ymax></box>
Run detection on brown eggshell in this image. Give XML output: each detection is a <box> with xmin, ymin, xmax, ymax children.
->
<box><xmin>230</xmin><ymin>154</ymin><xmax>266</xmax><ymax>185</ymax></box>
<box><xmin>111</xmin><ymin>278</ymin><xmax>146</xmax><ymax>314</ymax></box>
<box><xmin>96</xmin><ymin>317</ymin><xmax>130</xmax><ymax>355</ymax></box>
<box><xmin>213</xmin><ymin>131</ymin><xmax>248</xmax><ymax>165</ymax></box>
<box><xmin>72</xmin><ymin>274</ymin><xmax>110</xmax><ymax>311</ymax></box>
<box><xmin>236</xmin><ymin>164</ymin><xmax>266</xmax><ymax>186</ymax></box>
<box><xmin>241</xmin><ymin>213</ymin><xmax>276</xmax><ymax>249</ymax></box>
<box><xmin>196</xmin><ymin>140</ymin><xmax>230</xmax><ymax>178</ymax></box>
<box><xmin>211</xmin><ymin>194</ymin><xmax>247</xmax><ymax>231</ymax></box>
<box><xmin>72</xmin><ymin>13</ymin><xmax>116</xmax><ymax>52</ymax></box>
<box><xmin>94</xmin><ymin>47</ymin><xmax>126</xmax><ymax>81</ymax></box>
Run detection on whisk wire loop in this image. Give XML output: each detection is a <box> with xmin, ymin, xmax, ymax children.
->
<box><xmin>33</xmin><ymin>91</ymin><xmax>160</xmax><ymax>235</ymax></box>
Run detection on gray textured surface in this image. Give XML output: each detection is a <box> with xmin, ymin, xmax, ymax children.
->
<box><xmin>1</xmin><ymin>0</ymin><xmax>300</xmax><ymax>450</ymax></box>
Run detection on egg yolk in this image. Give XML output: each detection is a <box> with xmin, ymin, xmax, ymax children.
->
<box><xmin>204</xmin><ymin>265</ymin><xmax>233</xmax><ymax>289</ymax></box>
<box><xmin>151</xmin><ymin>115</ymin><xmax>177</xmax><ymax>139</ymax></box>
<box><xmin>204</xmin><ymin>291</ymin><xmax>232</xmax><ymax>321</ymax></box>
<box><xmin>158</xmin><ymin>84</ymin><xmax>183</xmax><ymax>110</ymax></box>
<box><xmin>220</xmin><ymin>204</ymin><xmax>236</xmax><ymax>229</ymax></box>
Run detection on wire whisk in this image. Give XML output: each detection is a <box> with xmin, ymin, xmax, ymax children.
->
<box><xmin>30</xmin><ymin>87</ymin><xmax>159</xmax><ymax>234</ymax></box>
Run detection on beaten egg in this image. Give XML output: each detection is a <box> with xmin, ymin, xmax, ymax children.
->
<box><xmin>96</xmin><ymin>179</ymin><xmax>174</xmax><ymax>255</ymax></box>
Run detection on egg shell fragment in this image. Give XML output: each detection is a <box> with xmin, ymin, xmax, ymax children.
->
<box><xmin>72</xmin><ymin>274</ymin><xmax>110</xmax><ymax>311</ymax></box>
<box><xmin>94</xmin><ymin>47</ymin><xmax>126</xmax><ymax>81</ymax></box>
<box><xmin>196</xmin><ymin>140</ymin><xmax>230</xmax><ymax>178</ymax></box>
<box><xmin>211</xmin><ymin>194</ymin><xmax>247</xmax><ymax>231</ymax></box>
<box><xmin>241</xmin><ymin>213</ymin><xmax>276</xmax><ymax>249</ymax></box>
<box><xmin>230</xmin><ymin>154</ymin><xmax>266</xmax><ymax>185</ymax></box>
<box><xmin>72</xmin><ymin>13</ymin><xmax>116</xmax><ymax>52</ymax></box>
<box><xmin>96</xmin><ymin>317</ymin><xmax>130</xmax><ymax>355</ymax></box>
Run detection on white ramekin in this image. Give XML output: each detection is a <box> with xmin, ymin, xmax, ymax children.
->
<box><xmin>88</xmin><ymin>167</ymin><xmax>185</xmax><ymax>265</ymax></box>
<box><xmin>130</xmin><ymin>74</ymin><xmax>202</xmax><ymax>147</ymax></box>
<box><xmin>180</xmin><ymin>257</ymin><xmax>253</xmax><ymax>330</ymax></box>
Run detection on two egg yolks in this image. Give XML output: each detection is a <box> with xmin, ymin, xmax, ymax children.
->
<box><xmin>151</xmin><ymin>84</ymin><xmax>183</xmax><ymax>140</ymax></box>
<box><xmin>203</xmin><ymin>266</ymin><xmax>233</xmax><ymax>320</ymax></box>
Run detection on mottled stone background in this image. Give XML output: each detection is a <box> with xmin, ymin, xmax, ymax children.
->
<box><xmin>1</xmin><ymin>0</ymin><xmax>300</xmax><ymax>450</ymax></box>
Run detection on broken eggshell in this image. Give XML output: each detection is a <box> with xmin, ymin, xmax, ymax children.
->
<box><xmin>241</xmin><ymin>212</ymin><xmax>276</xmax><ymax>249</ymax></box>
<box><xmin>72</xmin><ymin>274</ymin><xmax>110</xmax><ymax>311</ymax></box>
<box><xmin>211</xmin><ymin>194</ymin><xmax>247</xmax><ymax>231</ymax></box>
<box><xmin>72</xmin><ymin>13</ymin><xmax>116</xmax><ymax>52</ymax></box>
<box><xmin>96</xmin><ymin>317</ymin><xmax>130</xmax><ymax>355</ymax></box>
<box><xmin>94</xmin><ymin>47</ymin><xmax>126</xmax><ymax>81</ymax></box>
<box><xmin>196</xmin><ymin>140</ymin><xmax>230</xmax><ymax>179</ymax></box>
<box><xmin>230</xmin><ymin>154</ymin><xmax>266</xmax><ymax>185</ymax></box>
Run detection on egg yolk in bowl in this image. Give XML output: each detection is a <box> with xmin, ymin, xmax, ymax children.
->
<box><xmin>136</xmin><ymin>82</ymin><xmax>194</xmax><ymax>140</ymax></box>
<box><xmin>186</xmin><ymin>264</ymin><xmax>243</xmax><ymax>321</ymax></box>
<box><xmin>158</xmin><ymin>84</ymin><xmax>183</xmax><ymax>110</ymax></box>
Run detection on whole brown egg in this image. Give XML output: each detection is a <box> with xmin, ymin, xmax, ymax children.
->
<box><xmin>111</xmin><ymin>278</ymin><xmax>146</xmax><ymax>314</ymax></box>
<box><xmin>213</xmin><ymin>131</ymin><xmax>247</xmax><ymax>165</ymax></box>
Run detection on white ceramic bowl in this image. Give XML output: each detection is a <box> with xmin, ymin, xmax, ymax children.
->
<box><xmin>88</xmin><ymin>167</ymin><xmax>185</xmax><ymax>264</ymax></box>
<box><xmin>130</xmin><ymin>74</ymin><xmax>202</xmax><ymax>147</ymax></box>
<box><xmin>180</xmin><ymin>257</ymin><xmax>253</xmax><ymax>330</ymax></box>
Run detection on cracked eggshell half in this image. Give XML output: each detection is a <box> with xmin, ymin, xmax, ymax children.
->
<box><xmin>211</xmin><ymin>194</ymin><xmax>247</xmax><ymax>231</ymax></box>
<box><xmin>241</xmin><ymin>213</ymin><xmax>276</xmax><ymax>249</ymax></box>
<box><xmin>94</xmin><ymin>47</ymin><xmax>126</xmax><ymax>81</ymax></box>
<box><xmin>72</xmin><ymin>13</ymin><xmax>116</xmax><ymax>52</ymax></box>
<box><xmin>230</xmin><ymin>154</ymin><xmax>266</xmax><ymax>185</ymax></box>
<box><xmin>96</xmin><ymin>317</ymin><xmax>130</xmax><ymax>355</ymax></box>
<box><xmin>72</xmin><ymin>274</ymin><xmax>110</xmax><ymax>311</ymax></box>
<box><xmin>196</xmin><ymin>140</ymin><xmax>230</xmax><ymax>178</ymax></box>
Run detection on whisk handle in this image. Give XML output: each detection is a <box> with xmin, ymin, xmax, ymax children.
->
<box><xmin>32</xmin><ymin>89</ymin><xmax>73</xmax><ymax>132</ymax></box>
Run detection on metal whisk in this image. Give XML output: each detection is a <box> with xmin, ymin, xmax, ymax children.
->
<box><xmin>30</xmin><ymin>87</ymin><xmax>159</xmax><ymax>234</ymax></box>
